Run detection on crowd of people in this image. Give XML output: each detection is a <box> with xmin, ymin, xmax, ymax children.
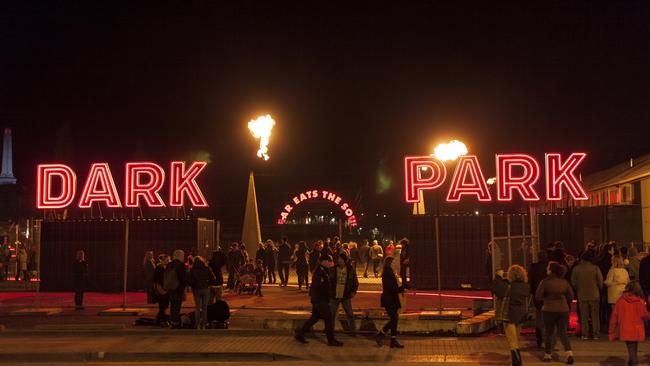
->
<box><xmin>491</xmin><ymin>240</ymin><xmax>650</xmax><ymax>365</ymax></box>
<box><xmin>0</xmin><ymin>240</ymin><xmax>35</xmax><ymax>282</ymax></box>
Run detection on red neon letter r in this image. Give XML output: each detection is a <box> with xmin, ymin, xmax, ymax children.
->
<box><xmin>496</xmin><ymin>154</ymin><xmax>541</xmax><ymax>201</ymax></box>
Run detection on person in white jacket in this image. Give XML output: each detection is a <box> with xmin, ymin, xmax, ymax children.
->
<box><xmin>605</xmin><ymin>255</ymin><xmax>630</xmax><ymax>308</ymax></box>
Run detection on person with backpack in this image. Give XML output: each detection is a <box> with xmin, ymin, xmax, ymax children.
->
<box><xmin>166</xmin><ymin>249</ymin><xmax>187</xmax><ymax>328</ymax></box>
<box><xmin>609</xmin><ymin>281</ymin><xmax>650</xmax><ymax>366</ymax></box>
<box><xmin>153</xmin><ymin>254</ymin><xmax>171</xmax><ymax>326</ymax></box>
<box><xmin>187</xmin><ymin>256</ymin><xmax>216</xmax><ymax>329</ymax></box>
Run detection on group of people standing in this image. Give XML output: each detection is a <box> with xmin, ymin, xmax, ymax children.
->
<box><xmin>0</xmin><ymin>240</ymin><xmax>33</xmax><ymax>282</ymax></box>
<box><xmin>492</xmin><ymin>240</ymin><xmax>650</xmax><ymax>365</ymax></box>
<box><xmin>294</xmin><ymin>238</ymin><xmax>410</xmax><ymax>349</ymax></box>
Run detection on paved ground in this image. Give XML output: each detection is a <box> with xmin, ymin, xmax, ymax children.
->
<box><xmin>0</xmin><ymin>331</ymin><xmax>644</xmax><ymax>365</ymax></box>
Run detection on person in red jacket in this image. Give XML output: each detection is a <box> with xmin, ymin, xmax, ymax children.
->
<box><xmin>609</xmin><ymin>281</ymin><xmax>650</xmax><ymax>366</ymax></box>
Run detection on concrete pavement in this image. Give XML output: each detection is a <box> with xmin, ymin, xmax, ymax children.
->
<box><xmin>0</xmin><ymin>331</ymin><xmax>644</xmax><ymax>365</ymax></box>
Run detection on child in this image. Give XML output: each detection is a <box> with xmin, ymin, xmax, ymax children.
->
<box><xmin>254</xmin><ymin>259</ymin><xmax>265</xmax><ymax>297</ymax></box>
<box><xmin>609</xmin><ymin>281</ymin><xmax>650</xmax><ymax>366</ymax></box>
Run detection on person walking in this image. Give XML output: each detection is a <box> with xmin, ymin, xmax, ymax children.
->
<box><xmin>308</xmin><ymin>241</ymin><xmax>322</xmax><ymax>275</ymax></box>
<box><xmin>609</xmin><ymin>281</ymin><xmax>650</xmax><ymax>366</ymax></box>
<box><xmin>72</xmin><ymin>250</ymin><xmax>88</xmax><ymax>310</ymax></box>
<box><xmin>501</xmin><ymin>265</ymin><xmax>530</xmax><ymax>366</ymax></box>
<box><xmin>370</xmin><ymin>240</ymin><xmax>384</xmax><ymax>278</ymax></box>
<box><xmin>329</xmin><ymin>252</ymin><xmax>359</xmax><ymax>336</ymax></box>
<box><xmin>294</xmin><ymin>254</ymin><xmax>343</xmax><ymax>346</ymax></box>
<box><xmin>166</xmin><ymin>249</ymin><xmax>187</xmax><ymax>328</ymax></box>
<box><xmin>399</xmin><ymin>238</ymin><xmax>411</xmax><ymax>288</ymax></box>
<box><xmin>187</xmin><ymin>256</ymin><xmax>216</xmax><ymax>329</ymax></box>
<box><xmin>264</xmin><ymin>240</ymin><xmax>277</xmax><ymax>284</ymax></box>
<box><xmin>143</xmin><ymin>251</ymin><xmax>156</xmax><ymax>304</ymax></box>
<box><xmin>570</xmin><ymin>252</ymin><xmax>603</xmax><ymax>339</ymax></box>
<box><xmin>360</xmin><ymin>239</ymin><xmax>370</xmax><ymax>278</ymax></box>
<box><xmin>208</xmin><ymin>247</ymin><xmax>227</xmax><ymax>287</ymax></box>
<box><xmin>295</xmin><ymin>241</ymin><xmax>310</xmax><ymax>290</ymax></box>
<box><xmin>153</xmin><ymin>254</ymin><xmax>171</xmax><ymax>326</ymax></box>
<box><xmin>535</xmin><ymin>262</ymin><xmax>575</xmax><ymax>364</ymax></box>
<box><xmin>528</xmin><ymin>250</ymin><xmax>549</xmax><ymax>348</ymax></box>
<box><xmin>349</xmin><ymin>242</ymin><xmax>360</xmax><ymax>271</ymax></box>
<box><xmin>376</xmin><ymin>256</ymin><xmax>404</xmax><ymax>348</ymax></box>
<box><xmin>278</xmin><ymin>237</ymin><xmax>292</xmax><ymax>287</ymax></box>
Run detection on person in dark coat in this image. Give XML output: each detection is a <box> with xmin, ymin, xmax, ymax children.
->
<box><xmin>399</xmin><ymin>238</ymin><xmax>411</xmax><ymax>288</ymax></box>
<box><xmin>329</xmin><ymin>252</ymin><xmax>359</xmax><ymax>335</ymax></box>
<box><xmin>72</xmin><ymin>250</ymin><xmax>88</xmax><ymax>310</ymax></box>
<box><xmin>376</xmin><ymin>256</ymin><xmax>405</xmax><ymax>348</ymax></box>
<box><xmin>638</xmin><ymin>252</ymin><xmax>650</xmax><ymax>297</ymax></box>
<box><xmin>264</xmin><ymin>240</ymin><xmax>277</xmax><ymax>284</ymax></box>
<box><xmin>502</xmin><ymin>265</ymin><xmax>530</xmax><ymax>366</ymax></box>
<box><xmin>278</xmin><ymin>237</ymin><xmax>292</xmax><ymax>287</ymax></box>
<box><xmin>167</xmin><ymin>249</ymin><xmax>188</xmax><ymax>328</ymax></box>
<box><xmin>226</xmin><ymin>243</ymin><xmax>244</xmax><ymax>290</ymax></box>
<box><xmin>187</xmin><ymin>256</ymin><xmax>216</xmax><ymax>329</ymax></box>
<box><xmin>308</xmin><ymin>241</ymin><xmax>322</xmax><ymax>274</ymax></box>
<box><xmin>143</xmin><ymin>251</ymin><xmax>156</xmax><ymax>304</ymax></box>
<box><xmin>255</xmin><ymin>243</ymin><xmax>266</xmax><ymax>281</ymax></box>
<box><xmin>294</xmin><ymin>254</ymin><xmax>342</xmax><ymax>347</ymax></box>
<box><xmin>153</xmin><ymin>254</ymin><xmax>170</xmax><ymax>326</ymax></box>
<box><xmin>527</xmin><ymin>250</ymin><xmax>549</xmax><ymax>347</ymax></box>
<box><xmin>208</xmin><ymin>247</ymin><xmax>227</xmax><ymax>287</ymax></box>
<box><xmin>536</xmin><ymin>262</ymin><xmax>575</xmax><ymax>364</ymax></box>
<box><xmin>489</xmin><ymin>269</ymin><xmax>509</xmax><ymax>334</ymax></box>
<box><xmin>295</xmin><ymin>241</ymin><xmax>310</xmax><ymax>290</ymax></box>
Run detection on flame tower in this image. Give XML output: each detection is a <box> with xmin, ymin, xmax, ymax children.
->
<box><xmin>0</xmin><ymin>128</ymin><xmax>16</xmax><ymax>185</ymax></box>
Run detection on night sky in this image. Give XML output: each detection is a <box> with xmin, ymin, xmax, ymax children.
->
<box><xmin>2</xmin><ymin>4</ymin><xmax>649</xmax><ymax>225</ymax></box>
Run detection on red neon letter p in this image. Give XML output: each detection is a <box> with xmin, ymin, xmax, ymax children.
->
<box><xmin>404</xmin><ymin>156</ymin><xmax>446</xmax><ymax>203</ymax></box>
<box><xmin>37</xmin><ymin>164</ymin><xmax>76</xmax><ymax>209</ymax></box>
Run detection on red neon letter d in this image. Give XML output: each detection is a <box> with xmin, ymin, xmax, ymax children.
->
<box><xmin>37</xmin><ymin>164</ymin><xmax>77</xmax><ymax>209</ymax></box>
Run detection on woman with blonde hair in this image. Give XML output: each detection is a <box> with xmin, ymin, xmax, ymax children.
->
<box><xmin>501</xmin><ymin>264</ymin><xmax>530</xmax><ymax>366</ymax></box>
<box><xmin>605</xmin><ymin>255</ymin><xmax>630</xmax><ymax>311</ymax></box>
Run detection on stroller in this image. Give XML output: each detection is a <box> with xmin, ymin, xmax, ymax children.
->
<box><xmin>234</xmin><ymin>263</ymin><xmax>257</xmax><ymax>295</ymax></box>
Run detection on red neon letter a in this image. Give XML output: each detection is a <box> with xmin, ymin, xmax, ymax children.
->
<box><xmin>78</xmin><ymin>163</ymin><xmax>122</xmax><ymax>208</ymax></box>
<box><xmin>545</xmin><ymin>153</ymin><xmax>588</xmax><ymax>201</ymax></box>
<box><xmin>446</xmin><ymin>155</ymin><xmax>491</xmax><ymax>202</ymax></box>
<box><xmin>125</xmin><ymin>162</ymin><xmax>166</xmax><ymax>207</ymax></box>
<box><xmin>37</xmin><ymin>164</ymin><xmax>77</xmax><ymax>209</ymax></box>
<box><xmin>169</xmin><ymin>161</ymin><xmax>208</xmax><ymax>207</ymax></box>
<box><xmin>496</xmin><ymin>154</ymin><xmax>541</xmax><ymax>201</ymax></box>
<box><xmin>404</xmin><ymin>156</ymin><xmax>446</xmax><ymax>203</ymax></box>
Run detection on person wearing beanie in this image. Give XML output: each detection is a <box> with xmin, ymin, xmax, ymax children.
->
<box><xmin>294</xmin><ymin>254</ymin><xmax>343</xmax><ymax>347</ymax></box>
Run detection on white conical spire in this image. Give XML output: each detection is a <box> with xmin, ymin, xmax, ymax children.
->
<box><xmin>241</xmin><ymin>172</ymin><xmax>261</xmax><ymax>255</ymax></box>
<box><xmin>0</xmin><ymin>128</ymin><xmax>16</xmax><ymax>185</ymax></box>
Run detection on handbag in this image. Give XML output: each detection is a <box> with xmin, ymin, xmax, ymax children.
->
<box><xmin>496</xmin><ymin>285</ymin><xmax>511</xmax><ymax>322</ymax></box>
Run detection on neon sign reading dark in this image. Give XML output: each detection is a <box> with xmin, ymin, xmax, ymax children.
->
<box><xmin>37</xmin><ymin>161</ymin><xmax>208</xmax><ymax>209</ymax></box>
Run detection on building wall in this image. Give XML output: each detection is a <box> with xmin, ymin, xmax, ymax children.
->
<box><xmin>641</xmin><ymin>178</ymin><xmax>650</xmax><ymax>248</ymax></box>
